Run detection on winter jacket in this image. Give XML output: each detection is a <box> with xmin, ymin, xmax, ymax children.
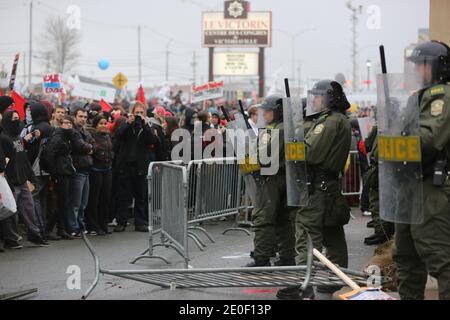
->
<box><xmin>22</xmin><ymin>101</ymin><xmax>54</xmax><ymax>165</ymax></box>
<box><xmin>114</xmin><ymin>120</ymin><xmax>159</xmax><ymax>176</ymax></box>
<box><xmin>87</xmin><ymin>128</ymin><xmax>114</xmax><ymax>170</ymax></box>
<box><xmin>0</xmin><ymin>111</ymin><xmax>35</xmax><ymax>186</ymax></box>
<box><xmin>45</xmin><ymin>128</ymin><xmax>75</xmax><ymax>176</ymax></box>
<box><xmin>71</xmin><ymin>125</ymin><xmax>94</xmax><ymax>173</ymax></box>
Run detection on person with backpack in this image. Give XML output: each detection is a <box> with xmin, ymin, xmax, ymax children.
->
<box><xmin>42</xmin><ymin>115</ymin><xmax>76</xmax><ymax>240</ymax></box>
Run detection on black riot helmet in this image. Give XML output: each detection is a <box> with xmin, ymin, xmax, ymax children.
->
<box><xmin>407</xmin><ymin>40</ymin><xmax>450</xmax><ymax>85</ymax></box>
<box><xmin>306</xmin><ymin>80</ymin><xmax>350</xmax><ymax>116</ymax></box>
<box><xmin>260</xmin><ymin>94</ymin><xmax>283</xmax><ymax>123</ymax></box>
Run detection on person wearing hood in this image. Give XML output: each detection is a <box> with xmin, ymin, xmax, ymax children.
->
<box><xmin>0</xmin><ymin>110</ymin><xmax>49</xmax><ymax>246</ymax></box>
<box><xmin>0</xmin><ymin>124</ymin><xmax>23</xmax><ymax>251</ymax></box>
<box><xmin>0</xmin><ymin>96</ymin><xmax>14</xmax><ymax>117</ymax></box>
<box><xmin>181</xmin><ymin>107</ymin><xmax>198</xmax><ymax>134</ymax></box>
<box><xmin>21</xmin><ymin>100</ymin><xmax>58</xmax><ymax>240</ymax></box>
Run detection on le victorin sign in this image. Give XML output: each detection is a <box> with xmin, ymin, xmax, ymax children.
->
<box><xmin>202</xmin><ymin>11</ymin><xmax>272</xmax><ymax>48</ymax></box>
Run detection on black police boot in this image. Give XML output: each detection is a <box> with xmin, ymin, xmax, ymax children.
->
<box><xmin>276</xmin><ymin>286</ymin><xmax>315</xmax><ymax>300</ymax></box>
<box><xmin>364</xmin><ymin>234</ymin><xmax>390</xmax><ymax>246</ymax></box>
<box><xmin>363</xmin><ymin>233</ymin><xmax>378</xmax><ymax>244</ymax></box>
<box><xmin>367</xmin><ymin>220</ymin><xmax>375</xmax><ymax>228</ymax></box>
<box><xmin>245</xmin><ymin>258</ymin><xmax>270</xmax><ymax>267</ymax></box>
<box><xmin>274</xmin><ymin>257</ymin><xmax>296</xmax><ymax>266</ymax></box>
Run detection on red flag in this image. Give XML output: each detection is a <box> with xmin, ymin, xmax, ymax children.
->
<box><xmin>137</xmin><ymin>84</ymin><xmax>146</xmax><ymax>105</ymax></box>
<box><xmin>10</xmin><ymin>90</ymin><xmax>26</xmax><ymax>120</ymax></box>
<box><xmin>0</xmin><ymin>87</ymin><xmax>3</xmax><ymax>96</ymax></box>
<box><xmin>99</xmin><ymin>98</ymin><xmax>112</xmax><ymax>112</ymax></box>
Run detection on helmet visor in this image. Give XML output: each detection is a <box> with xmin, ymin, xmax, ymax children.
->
<box><xmin>306</xmin><ymin>89</ymin><xmax>330</xmax><ymax>117</ymax></box>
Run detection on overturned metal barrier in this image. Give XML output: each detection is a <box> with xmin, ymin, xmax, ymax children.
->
<box><xmin>132</xmin><ymin>158</ymin><xmax>250</xmax><ymax>265</ymax></box>
<box><xmin>82</xmin><ymin>233</ymin><xmax>373</xmax><ymax>300</ymax></box>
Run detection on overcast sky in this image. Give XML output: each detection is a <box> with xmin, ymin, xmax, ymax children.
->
<box><xmin>0</xmin><ymin>0</ymin><xmax>429</xmax><ymax>91</ymax></box>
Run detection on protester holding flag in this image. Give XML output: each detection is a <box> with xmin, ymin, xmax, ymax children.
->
<box><xmin>85</xmin><ymin>115</ymin><xmax>114</xmax><ymax>236</ymax></box>
<box><xmin>113</xmin><ymin>102</ymin><xmax>159</xmax><ymax>233</ymax></box>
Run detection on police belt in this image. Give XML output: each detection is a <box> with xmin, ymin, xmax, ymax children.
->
<box><xmin>307</xmin><ymin>171</ymin><xmax>340</xmax><ymax>184</ymax></box>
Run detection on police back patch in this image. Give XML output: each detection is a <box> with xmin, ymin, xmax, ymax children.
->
<box><xmin>431</xmin><ymin>99</ymin><xmax>445</xmax><ymax>117</ymax></box>
<box><xmin>314</xmin><ymin>124</ymin><xmax>325</xmax><ymax>135</ymax></box>
<box><xmin>430</xmin><ymin>86</ymin><xmax>445</xmax><ymax>96</ymax></box>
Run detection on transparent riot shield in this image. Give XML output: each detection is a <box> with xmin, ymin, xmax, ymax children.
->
<box><xmin>376</xmin><ymin>73</ymin><xmax>424</xmax><ymax>224</ymax></box>
<box><xmin>283</xmin><ymin>97</ymin><xmax>309</xmax><ymax>207</ymax></box>
<box><xmin>226</xmin><ymin>113</ymin><xmax>263</xmax><ymax>207</ymax></box>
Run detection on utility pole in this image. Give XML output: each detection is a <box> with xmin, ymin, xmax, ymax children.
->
<box><xmin>165</xmin><ymin>39</ymin><xmax>173</xmax><ymax>82</ymax></box>
<box><xmin>28</xmin><ymin>0</ymin><xmax>33</xmax><ymax>87</ymax></box>
<box><xmin>297</xmin><ymin>60</ymin><xmax>302</xmax><ymax>96</ymax></box>
<box><xmin>138</xmin><ymin>24</ymin><xmax>142</xmax><ymax>83</ymax></box>
<box><xmin>191</xmin><ymin>51</ymin><xmax>197</xmax><ymax>85</ymax></box>
<box><xmin>346</xmin><ymin>1</ymin><xmax>362</xmax><ymax>93</ymax></box>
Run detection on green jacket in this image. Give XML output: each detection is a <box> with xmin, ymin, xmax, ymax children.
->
<box><xmin>418</xmin><ymin>83</ymin><xmax>450</xmax><ymax>167</ymax></box>
<box><xmin>305</xmin><ymin>111</ymin><xmax>352</xmax><ymax>174</ymax></box>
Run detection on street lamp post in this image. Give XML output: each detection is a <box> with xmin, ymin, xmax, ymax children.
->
<box><xmin>366</xmin><ymin>59</ymin><xmax>372</xmax><ymax>91</ymax></box>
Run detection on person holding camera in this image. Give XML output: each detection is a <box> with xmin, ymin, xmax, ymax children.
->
<box><xmin>113</xmin><ymin>102</ymin><xmax>160</xmax><ymax>232</ymax></box>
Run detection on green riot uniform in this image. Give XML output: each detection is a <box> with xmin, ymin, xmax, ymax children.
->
<box><xmin>252</xmin><ymin>121</ymin><xmax>296</xmax><ymax>265</ymax></box>
<box><xmin>393</xmin><ymin>83</ymin><xmax>450</xmax><ymax>300</ymax></box>
<box><xmin>295</xmin><ymin>110</ymin><xmax>352</xmax><ymax>268</ymax></box>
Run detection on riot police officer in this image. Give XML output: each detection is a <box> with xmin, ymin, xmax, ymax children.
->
<box><xmin>277</xmin><ymin>80</ymin><xmax>352</xmax><ymax>300</ymax></box>
<box><xmin>246</xmin><ymin>95</ymin><xmax>296</xmax><ymax>267</ymax></box>
<box><xmin>393</xmin><ymin>40</ymin><xmax>450</xmax><ymax>300</ymax></box>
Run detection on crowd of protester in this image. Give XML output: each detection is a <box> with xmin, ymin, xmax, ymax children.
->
<box><xmin>0</xmin><ymin>93</ymin><xmax>237</xmax><ymax>251</ymax></box>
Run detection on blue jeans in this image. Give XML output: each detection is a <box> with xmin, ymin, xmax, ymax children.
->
<box><xmin>68</xmin><ymin>173</ymin><xmax>90</xmax><ymax>233</ymax></box>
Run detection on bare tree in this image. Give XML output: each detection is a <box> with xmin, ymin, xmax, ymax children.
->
<box><xmin>41</xmin><ymin>16</ymin><xmax>81</xmax><ymax>74</ymax></box>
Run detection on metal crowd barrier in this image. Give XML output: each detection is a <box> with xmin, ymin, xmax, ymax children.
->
<box><xmin>342</xmin><ymin>150</ymin><xmax>363</xmax><ymax>196</ymax></box>
<box><xmin>81</xmin><ymin>233</ymin><xmax>376</xmax><ymax>300</ymax></box>
<box><xmin>132</xmin><ymin>158</ymin><xmax>250</xmax><ymax>265</ymax></box>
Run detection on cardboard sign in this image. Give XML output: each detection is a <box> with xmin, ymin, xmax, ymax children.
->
<box><xmin>72</xmin><ymin>81</ymin><xmax>116</xmax><ymax>103</ymax></box>
<box><xmin>43</xmin><ymin>74</ymin><xmax>65</xmax><ymax>94</ymax></box>
<box><xmin>191</xmin><ymin>81</ymin><xmax>224</xmax><ymax>103</ymax></box>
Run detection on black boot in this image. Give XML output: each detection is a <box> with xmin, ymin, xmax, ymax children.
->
<box><xmin>276</xmin><ymin>286</ymin><xmax>315</xmax><ymax>300</ymax></box>
<box><xmin>274</xmin><ymin>257</ymin><xmax>296</xmax><ymax>266</ymax></box>
<box><xmin>363</xmin><ymin>233</ymin><xmax>378</xmax><ymax>243</ymax></box>
<box><xmin>364</xmin><ymin>234</ymin><xmax>390</xmax><ymax>246</ymax></box>
<box><xmin>245</xmin><ymin>258</ymin><xmax>270</xmax><ymax>267</ymax></box>
<box><xmin>367</xmin><ymin>220</ymin><xmax>375</xmax><ymax>228</ymax></box>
